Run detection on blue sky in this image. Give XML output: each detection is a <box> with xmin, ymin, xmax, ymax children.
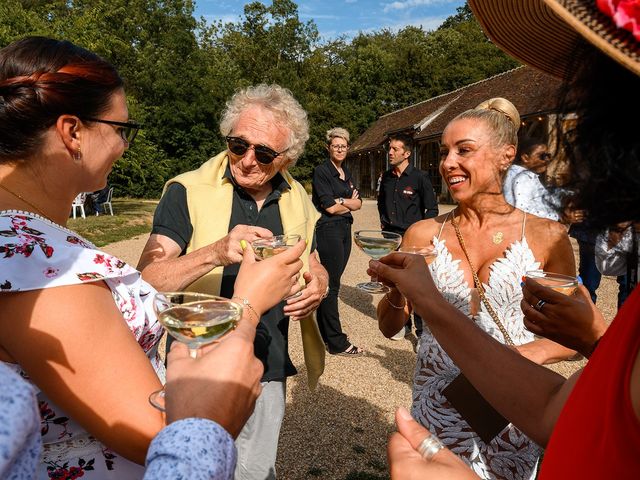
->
<box><xmin>194</xmin><ymin>0</ymin><xmax>467</xmax><ymax>40</ymax></box>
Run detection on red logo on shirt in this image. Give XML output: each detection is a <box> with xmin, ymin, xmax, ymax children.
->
<box><xmin>402</xmin><ymin>186</ymin><xmax>415</xmax><ymax>198</ymax></box>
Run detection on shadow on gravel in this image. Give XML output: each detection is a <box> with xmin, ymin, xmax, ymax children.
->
<box><xmin>339</xmin><ymin>285</ymin><xmax>378</xmax><ymax>319</ymax></box>
<box><xmin>277</xmin><ymin>376</ymin><xmax>391</xmax><ymax>480</ymax></box>
<box><xmin>366</xmin><ymin>344</ymin><xmax>415</xmax><ymax>387</ymax></box>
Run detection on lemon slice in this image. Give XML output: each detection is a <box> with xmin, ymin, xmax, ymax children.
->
<box><xmin>191</xmin><ymin>326</ymin><xmax>208</xmax><ymax>337</ymax></box>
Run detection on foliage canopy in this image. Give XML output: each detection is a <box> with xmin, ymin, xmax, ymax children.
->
<box><xmin>1</xmin><ymin>1</ymin><xmax>518</xmax><ymax>197</ymax></box>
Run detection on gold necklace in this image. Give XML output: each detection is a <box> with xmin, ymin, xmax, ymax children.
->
<box><xmin>452</xmin><ymin>208</ymin><xmax>504</xmax><ymax>245</ymax></box>
<box><xmin>0</xmin><ymin>183</ymin><xmax>48</xmax><ymax>218</ymax></box>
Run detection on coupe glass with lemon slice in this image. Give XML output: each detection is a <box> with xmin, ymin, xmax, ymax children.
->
<box><xmin>148</xmin><ymin>292</ymin><xmax>242</xmax><ymax>410</ymax></box>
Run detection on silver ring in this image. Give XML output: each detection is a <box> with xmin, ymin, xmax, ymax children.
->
<box><xmin>534</xmin><ymin>299</ymin><xmax>546</xmax><ymax>312</ymax></box>
<box><xmin>417</xmin><ymin>434</ymin><xmax>444</xmax><ymax>461</ymax></box>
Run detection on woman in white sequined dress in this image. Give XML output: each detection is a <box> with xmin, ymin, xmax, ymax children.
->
<box><xmin>376</xmin><ymin>98</ymin><xmax>576</xmax><ymax>480</ymax></box>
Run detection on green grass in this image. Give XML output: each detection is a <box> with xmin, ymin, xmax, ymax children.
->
<box><xmin>67</xmin><ymin>198</ymin><xmax>158</xmax><ymax>247</ymax></box>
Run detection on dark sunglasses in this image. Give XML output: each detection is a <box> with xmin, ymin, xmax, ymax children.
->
<box><xmin>83</xmin><ymin>117</ymin><xmax>141</xmax><ymax>144</ymax></box>
<box><xmin>225</xmin><ymin>136</ymin><xmax>286</xmax><ymax>165</ymax></box>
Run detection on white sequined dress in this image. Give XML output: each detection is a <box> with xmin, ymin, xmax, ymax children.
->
<box><xmin>413</xmin><ymin>216</ymin><xmax>543</xmax><ymax>480</ymax></box>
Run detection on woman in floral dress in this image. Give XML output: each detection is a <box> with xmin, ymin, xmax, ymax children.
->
<box><xmin>0</xmin><ymin>36</ymin><xmax>303</xmax><ymax>479</ymax></box>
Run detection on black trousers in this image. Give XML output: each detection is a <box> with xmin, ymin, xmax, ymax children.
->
<box><xmin>316</xmin><ymin>219</ymin><xmax>352</xmax><ymax>353</ymax></box>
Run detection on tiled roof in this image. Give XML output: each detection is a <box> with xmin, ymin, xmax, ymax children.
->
<box><xmin>350</xmin><ymin>66</ymin><xmax>562</xmax><ymax>152</ymax></box>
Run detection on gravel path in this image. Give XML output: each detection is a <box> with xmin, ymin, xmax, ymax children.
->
<box><xmin>102</xmin><ymin>200</ymin><xmax>619</xmax><ymax>480</ymax></box>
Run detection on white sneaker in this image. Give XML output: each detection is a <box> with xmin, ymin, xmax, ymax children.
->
<box><xmin>390</xmin><ymin>328</ymin><xmax>405</xmax><ymax>341</ymax></box>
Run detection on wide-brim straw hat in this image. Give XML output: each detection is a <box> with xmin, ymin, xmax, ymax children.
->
<box><xmin>468</xmin><ymin>0</ymin><xmax>640</xmax><ymax>79</ymax></box>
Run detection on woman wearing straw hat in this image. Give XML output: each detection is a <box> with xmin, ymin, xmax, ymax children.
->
<box><xmin>374</xmin><ymin>0</ymin><xmax>640</xmax><ymax>478</ymax></box>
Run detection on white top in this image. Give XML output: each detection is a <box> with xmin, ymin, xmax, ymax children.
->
<box><xmin>412</xmin><ymin>223</ymin><xmax>542</xmax><ymax>479</ymax></box>
<box><xmin>0</xmin><ymin>211</ymin><xmax>164</xmax><ymax>479</ymax></box>
<box><xmin>503</xmin><ymin>165</ymin><xmax>561</xmax><ymax>221</ymax></box>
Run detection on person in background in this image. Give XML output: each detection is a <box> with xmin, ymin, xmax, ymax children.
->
<box><xmin>90</xmin><ymin>182</ymin><xmax>111</xmax><ymax>215</ymax></box>
<box><xmin>377</xmin><ymin>96</ymin><xmax>576</xmax><ymax>479</ymax></box>
<box><xmin>137</xmin><ymin>84</ymin><xmax>328</xmax><ymax>480</ymax></box>
<box><xmin>570</xmin><ymin>216</ymin><xmax>629</xmax><ymax>309</ymax></box>
<box><xmin>382</xmin><ymin>0</ymin><xmax>640</xmax><ymax>477</ymax></box>
<box><xmin>503</xmin><ymin>136</ymin><xmax>563</xmax><ymax>221</ymax></box>
<box><xmin>0</xmin><ymin>37</ymin><xmax>303</xmax><ymax>479</ymax></box>
<box><xmin>312</xmin><ymin>127</ymin><xmax>363</xmax><ymax>356</ymax></box>
<box><xmin>377</xmin><ymin>133</ymin><xmax>438</xmax><ymax>341</ymax></box>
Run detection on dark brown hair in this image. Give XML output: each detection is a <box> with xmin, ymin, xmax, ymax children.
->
<box><xmin>388</xmin><ymin>133</ymin><xmax>414</xmax><ymax>154</ymax></box>
<box><xmin>0</xmin><ymin>36</ymin><xmax>123</xmax><ymax>161</ymax></box>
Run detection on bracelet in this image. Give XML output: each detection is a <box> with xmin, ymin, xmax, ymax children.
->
<box><xmin>231</xmin><ymin>296</ymin><xmax>259</xmax><ymax>323</ymax></box>
<box><xmin>385</xmin><ymin>292</ymin><xmax>406</xmax><ymax>310</ymax></box>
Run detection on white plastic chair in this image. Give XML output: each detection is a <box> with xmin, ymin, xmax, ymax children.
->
<box><xmin>72</xmin><ymin>193</ymin><xmax>86</xmax><ymax>219</ymax></box>
<box><xmin>97</xmin><ymin>187</ymin><xmax>114</xmax><ymax>216</ymax></box>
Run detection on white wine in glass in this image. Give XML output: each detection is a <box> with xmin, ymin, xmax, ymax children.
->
<box><xmin>524</xmin><ymin>271</ymin><xmax>579</xmax><ymax>296</ymax></box>
<box><xmin>251</xmin><ymin>234</ymin><xmax>301</xmax><ymax>260</ymax></box>
<box><xmin>251</xmin><ymin>234</ymin><xmax>304</xmax><ymax>299</ymax></box>
<box><xmin>149</xmin><ymin>292</ymin><xmax>242</xmax><ymax>411</ymax></box>
<box><xmin>398</xmin><ymin>245</ymin><xmax>438</xmax><ymax>265</ymax></box>
<box><xmin>354</xmin><ymin>230</ymin><xmax>402</xmax><ymax>293</ymax></box>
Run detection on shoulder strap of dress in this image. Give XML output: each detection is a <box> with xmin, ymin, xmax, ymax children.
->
<box><xmin>437</xmin><ymin>211</ymin><xmax>451</xmax><ymax>240</ymax></box>
<box><xmin>521</xmin><ymin>210</ymin><xmax>527</xmax><ymax>240</ymax></box>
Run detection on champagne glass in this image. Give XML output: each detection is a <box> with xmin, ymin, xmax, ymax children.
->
<box><xmin>149</xmin><ymin>292</ymin><xmax>243</xmax><ymax>411</ymax></box>
<box><xmin>354</xmin><ymin>230</ymin><xmax>402</xmax><ymax>293</ymax></box>
<box><xmin>524</xmin><ymin>271</ymin><xmax>579</xmax><ymax>296</ymax></box>
<box><xmin>251</xmin><ymin>234</ymin><xmax>303</xmax><ymax>298</ymax></box>
<box><xmin>251</xmin><ymin>234</ymin><xmax>302</xmax><ymax>260</ymax></box>
<box><xmin>398</xmin><ymin>245</ymin><xmax>438</xmax><ymax>265</ymax></box>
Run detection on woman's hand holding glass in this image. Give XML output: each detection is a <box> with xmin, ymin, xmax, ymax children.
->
<box><xmin>368</xmin><ymin>251</ymin><xmax>441</xmax><ymax>310</ymax></box>
<box><xmin>521</xmin><ymin>278</ymin><xmax>608</xmax><ymax>358</ymax></box>
<box><xmin>150</xmin><ymin>292</ymin><xmax>243</xmax><ymax>410</ymax></box>
<box><xmin>234</xmin><ymin>237</ymin><xmax>305</xmax><ymax>319</ymax></box>
<box><xmin>164</xmin><ymin>322</ymin><xmax>263</xmax><ymax>438</ymax></box>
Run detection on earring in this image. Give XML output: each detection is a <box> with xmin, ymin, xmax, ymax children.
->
<box><xmin>74</xmin><ymin>146</ymin><xmax>82</xmax><ymax>162</ymax></box>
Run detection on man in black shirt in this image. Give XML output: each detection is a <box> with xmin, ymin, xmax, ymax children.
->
<box><xmin>377</xmin><ymin>133</ymin><xmax>438</xmax><ymax>341</ymax></box>
<box><xmin>137</xmin><ymin>84</ymin><xmax>328</xmax><ymax>480</ymax></box>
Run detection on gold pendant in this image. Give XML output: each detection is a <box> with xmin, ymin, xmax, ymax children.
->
<box><xmin>492</xmin><ymin>232</ymin><xmax>504</xmax><ymax>244</ymax></box>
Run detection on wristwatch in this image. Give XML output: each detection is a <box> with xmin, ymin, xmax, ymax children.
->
<box><xmin>338</xmin><ymin>197</ymin><xmax>344</xmax><ymax>205</ymax></box>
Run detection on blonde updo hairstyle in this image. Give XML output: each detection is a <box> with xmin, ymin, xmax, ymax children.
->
<box><xmin>455</xmin><ymin>97</ymin><xmax>520</xmax><ymax>148</ymax></box>
<box><xmin>326</xmin><ymin>127</ymin><xmax>350</xmax><ymax>145</ymax></box>
<box><xmin>452</xmin><ymin>97</ymin><xmax>520</xmax><ymax>174</ymax></box>
<box><xmin>219</xmin><ymin>84</ymin><xmax>309</xmax><ymax>167</ymax></box>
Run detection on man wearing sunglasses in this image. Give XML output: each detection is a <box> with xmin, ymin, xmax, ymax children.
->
<box><xmin>503</xmin><ymin>136</ymin><xmax>561</xmax><ymax>221</ymax></box>
<box><xmin>138</xmin><ymin>84</ymin><xmax>328</xmax><ymax>480</ymax></box>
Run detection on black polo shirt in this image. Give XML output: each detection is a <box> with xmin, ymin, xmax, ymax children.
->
<box><xmin>377</xmin><ymin>164</ymin><xmax>438</xmax><ymax>234</ymax></box>
<box><xmin>311</xmin><ymin>159</ymin><xmax>358</xmax><ymax>225</ymax></box>
<box><xmin>151</xmin><ymin>164</ymin><xmax>296</xmax><ymax>382</ymax></box>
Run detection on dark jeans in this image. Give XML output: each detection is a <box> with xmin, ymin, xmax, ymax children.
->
<box><xmin>316</xmin><ymin>219</ymin><xmax>352</xmax><ymax>353</ymax></box>
<box><xmin>577</xmin><ymin>240</ymin><xmax>629</xmax><ymax>309</ymax></box>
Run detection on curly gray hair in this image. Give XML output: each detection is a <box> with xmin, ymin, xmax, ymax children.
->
<box><xmin>219</xmin><ymin>84</ymin><xmax>309</xmax><ymax>166</ymax></box>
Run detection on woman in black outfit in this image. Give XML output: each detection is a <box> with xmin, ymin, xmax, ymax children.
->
<box><xmin>312</xmin><ymin>128</ymin><xmax>363</xmax><ymax>356</ymax></box>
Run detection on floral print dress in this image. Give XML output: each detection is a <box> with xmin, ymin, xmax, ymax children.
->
<box><xmin>0</xmin><ymin>212</ymin><xmax>165</xmax><ymax>479</ymax></box>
